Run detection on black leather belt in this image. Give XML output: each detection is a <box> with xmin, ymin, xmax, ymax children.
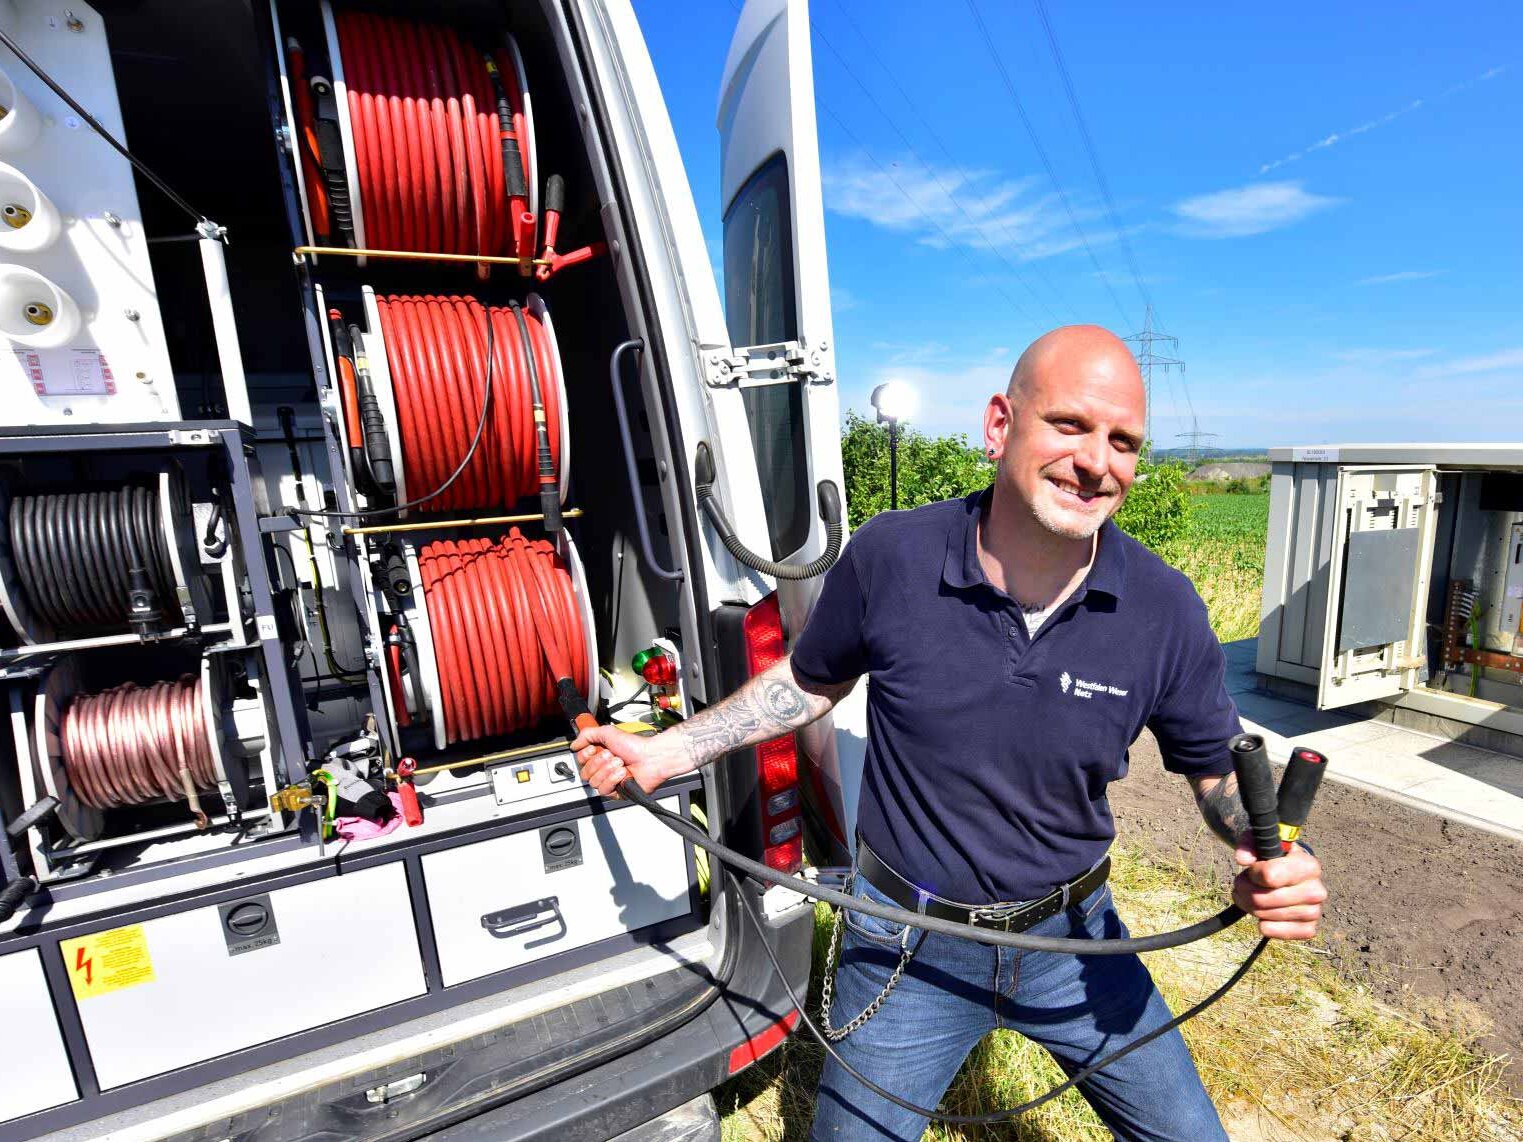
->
<box><xmin>857</xmin><ymin>842</ymin><xmax>1111</xmax><ymax>933</ymax></box>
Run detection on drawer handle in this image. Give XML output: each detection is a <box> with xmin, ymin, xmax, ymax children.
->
<box><xmin>480</xmin><ymin>895</ymin><xmax>565</xmax><ymax>946</ymax></box>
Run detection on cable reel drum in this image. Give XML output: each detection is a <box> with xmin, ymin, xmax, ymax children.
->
<box><xmin>30</xmin><ymin>652</ymin><xmax>267</xmax><ymax>842</ymax></box>
<box><xmin>388</xmin><ymin>528</ymin><xmax>597</xmax><ymax>753</ymax></box>
<box><xmin>0</xmin><ymin>464</ymin><xmax>220</xmax><ymax>646</ymax></box>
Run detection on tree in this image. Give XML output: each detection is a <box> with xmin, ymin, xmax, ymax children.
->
<box><xmin>840</xmin><ymin>413</ymin><xmax>1190</xmax><ymax>551</ymax></box>
<box><xmin>839</xmin><ymin>412</ymin><xmax>993</xmax><ymax>530</ymax></box>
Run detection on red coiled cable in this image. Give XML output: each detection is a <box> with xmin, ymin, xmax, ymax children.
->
<box><xmin>418</xmin><ymin>530</ymin><xmax>587</xmax><ymax>745</ymax></box>
<box><xmin>333</xmin><ymin>9</ymin><xmax>530</xmax><ymax>260</ymax></box>
<box><xmin>60</xmin><ymin>677</ymin><xmax>216</xmax><ymax>812</ymax></box>
<box><xmin>374</xmin><ymin>294</ymin><xmax>563</xmax><ymax>514</ymax></box>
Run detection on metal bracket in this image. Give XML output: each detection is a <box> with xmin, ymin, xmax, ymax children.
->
<box><xmin>168</xmin><ymin>428</ymin><xmax>218</xmax><ymax>447</ymax></box>
<box><xmin>702</xmin><ymin>339</ymin><xmax>831</xmax><ymax>388</ymax></box>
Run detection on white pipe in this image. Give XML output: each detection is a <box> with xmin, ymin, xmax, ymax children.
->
<box><xmin>197</xmin><ymin>225</ymin><xmax>252</xmax><ymax>425</ymax></box>
<box><xmin>0</xmin><ymin>65</ymin><xmax>41</xmax><ymax>155</ymax></box>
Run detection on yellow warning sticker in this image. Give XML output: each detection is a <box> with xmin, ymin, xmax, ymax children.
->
<box><xmin>60</xmin><ymin>925</ymin><xmax>155</xmax><ymax>1000</ymax></box>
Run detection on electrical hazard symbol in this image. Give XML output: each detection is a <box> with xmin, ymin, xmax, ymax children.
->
<box><xmin>60</xmin><ymin>924</ymin><xmax>155</xmax><ymax>1000</ymax></box>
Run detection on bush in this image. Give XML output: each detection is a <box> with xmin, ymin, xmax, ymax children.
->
<box><xmin>839</xmin><ymin>415</ymin><xmax>1191</xmax><ymax>551</ymax></box>
<box><xmin>839</xmin><ymin>411</ymin><xmax>994</xmax><ymax>530</ymax></box>
<box><xmin>1113</xmin><ymin>456</ymin><xmax>1191</xmax><ymax>549</ymax></box>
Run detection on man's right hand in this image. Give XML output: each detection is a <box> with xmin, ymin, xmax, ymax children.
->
<box><xmin>571</xmin><ymin>723</ymin><xmax>683</xmax><ymax>797</ymax></box>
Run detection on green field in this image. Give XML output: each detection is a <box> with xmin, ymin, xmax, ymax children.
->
<box><xmin>1159</xmin><ymin>492</ymin><xmax>1270</xmax><ymax>643</ymax></box>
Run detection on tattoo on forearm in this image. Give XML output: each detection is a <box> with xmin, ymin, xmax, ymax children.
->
<box><xmin>670</xmin><ymin>660</ymin><xmax>852</xmax><ymax>772</ymax></box>
<box><xmin>1195</xmin><ymin>774</ymin><xmax>1251</xmax><ymax>848</ymax></box>
<box><xmin>763</xmin><ymin>680</ymin><xmax>807</xmax><ymax>722</ymax></box>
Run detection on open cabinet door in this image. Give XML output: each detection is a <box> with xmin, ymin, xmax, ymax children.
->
<box><xmin>1317</xmin><ymin>466</ymin><xmax>1439</xmax><ymax>710</ymax></box>
<box><xmin>718</xmin><ymin>0</ymin><xmax>853</xmax><ymax>860</ymax></box>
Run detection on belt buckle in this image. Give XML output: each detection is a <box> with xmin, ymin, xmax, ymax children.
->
<box><xmin>969</xmin><ymin>899</ymin><xmax>1030</xmax><ymax>931</ymax></box>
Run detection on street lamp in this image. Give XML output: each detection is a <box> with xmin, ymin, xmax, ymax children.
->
<box><xmin>870</xmin><ymin>381</ymin><xmax>917</xmax><ymax>510</ymax></box>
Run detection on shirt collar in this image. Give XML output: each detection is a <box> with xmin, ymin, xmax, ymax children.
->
<box><xmin>941</xmin><ymin>485</ymin><xmax>1129</xmax><ymax>600</ymax></box>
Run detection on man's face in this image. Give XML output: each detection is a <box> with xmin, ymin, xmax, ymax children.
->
<box><xmin>986</xmin><ymin>348</ymin><xmax>1146</xmax><ymax>540</ymax></box>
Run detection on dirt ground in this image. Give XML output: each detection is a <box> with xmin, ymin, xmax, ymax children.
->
<box><xmin>1112</xmin><ymin>731</ymin><xmax>1523</xmax><ymax>1091</ymax></box>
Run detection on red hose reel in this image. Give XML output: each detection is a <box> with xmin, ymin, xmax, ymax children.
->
<box><xmin>389</xmin><ymin>530</ymin><xmax>595</xmax><ymax>749</ymax></box>
<box><xmin>332</xmin><ymin>7</ymin><xmax>536</xmax><ymax>266</ymax></box>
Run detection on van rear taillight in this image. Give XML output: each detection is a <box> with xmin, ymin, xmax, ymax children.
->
<box><xmin>742</xmin><ymin>593</ymin><xmax>802</xmax><ymax>874</ymax></box>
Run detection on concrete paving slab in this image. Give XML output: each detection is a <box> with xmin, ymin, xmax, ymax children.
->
<box><xmin>1461</xmin><ymin>756</ymin><xmax>1523</xmax><ymax>798</ymax></box>
<box><xmin>1232</xmin><ymin>693</ymin><xmax>1318</xmax><ymax>726</ymax></box>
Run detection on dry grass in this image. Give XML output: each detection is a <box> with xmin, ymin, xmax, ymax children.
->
<box><xmin>1160</xmin><ymin>537</ymin><xmax>1266</xmax><ymax>644</ymax></box>
<box><xmin>717</xmin><ymin>845</ymin><xmax>1523</xmax><ymax>1141</ymax></box>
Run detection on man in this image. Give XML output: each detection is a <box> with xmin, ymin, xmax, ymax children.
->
<box><xmin>574</xmin><ymin>326</ymin><xmax>1326</xmax><ymax>1141</ymax></box>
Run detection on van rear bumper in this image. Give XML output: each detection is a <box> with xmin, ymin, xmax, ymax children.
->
<box><xmin>419</xmin><ymin>893</ymin><xmax>812</xmax><ymax>1141</ymax></box>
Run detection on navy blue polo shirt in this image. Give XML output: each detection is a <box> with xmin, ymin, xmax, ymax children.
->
<box><xmin>791</xmin><ymin>487</ymin><xmax>1240</xmax><ymax>904</ymax></box>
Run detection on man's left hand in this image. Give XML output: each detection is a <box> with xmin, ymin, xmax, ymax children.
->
<box><xmin>1232</xmin><ymin>839</ymin><xmax>1325</xmax><ymax>941</ymax></box>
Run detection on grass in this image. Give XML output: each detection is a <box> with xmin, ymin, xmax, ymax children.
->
<box><xmin>1158</xmin><ymin>492</ymin><xmax>1271</xmax><ymax>643</ymax></box>
<box><xmin>717</xmin><ymin>847</ymin><xmax>1523</xmax><ymax>1141</ymax></box>
<box><xmin>717</xmin><ymin>487</ymin><xmax>1523</xmax><ymax>1139</ymax></box>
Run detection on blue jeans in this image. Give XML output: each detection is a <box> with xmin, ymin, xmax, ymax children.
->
<box><xmin>809</xmin><ymin>874</ymin><xmax>1228</xmax><ymax>1141</ymax></box>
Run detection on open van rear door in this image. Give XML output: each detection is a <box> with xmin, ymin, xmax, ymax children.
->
<box><xmin>718</xmin><ymin>0</ymin><xmax>855</xmax><ymax>857</ymax></box>
<box><xmin>1316</xmin><ymin>466</ymin><xmax>1438</xmax><ymax>709</ymax></box>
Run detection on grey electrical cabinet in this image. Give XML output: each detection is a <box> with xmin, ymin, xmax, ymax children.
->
<box><xmin>1258</xmin><ymin>443</ymin><xmax>1523</xmax><ymax>750</ymax></box>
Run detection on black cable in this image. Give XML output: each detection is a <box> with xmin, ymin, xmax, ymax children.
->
<box><xmin>731</xmin><ymin>869</ymin><xmax>1268</xmax><ymax>1125</ymax></box>
<box><xmin>606</xmin><ymin>682</ymin><xmax>651</xmax><ymax>715</ymax></box>
<box><xmin>8</xmin><ymin>484</ymin><xmax>175</xmax><ymax>633</ymax></box>
<box><xmin>623</xmin><ymin>784</ymin><xmax>1240</xmax><ymax>954</ymax></box>
<box><xmin>0</xmin><ymin>27</ymin><xmax>206</xmax><ymax>226</ymax></box>
<box><xmin>287</xmin><ymin>312</ymin><xmax>496</xmax><ymax>520</ymax></box>
<box><xmin>623</xmin><ymin>783</ymin><xmax>1272</xmax><ymax>1122</ymax></box>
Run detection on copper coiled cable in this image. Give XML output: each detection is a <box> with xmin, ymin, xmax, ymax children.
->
<box><xmin>373</xmin><ymin>294</ymin><xmax>563</xmax><ymax>514</ymax></box>
<box><xmin>418</xmin><ymin>530</ymin><xmax>586</xmax><ymax>745</ymax></box>
<box><xmin>60</xmin><ymin>676</ymin><xmax>215</xmax><ymax>825</ymax></box>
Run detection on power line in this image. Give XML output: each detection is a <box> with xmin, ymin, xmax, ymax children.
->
<box><xmin>823</xmin><ymin>0</ymin><xmax>1080</xmax><ymax>325</ymax></box>
<box><xmin>721</xmin><ymin>0</ymin><xmax>1046</xmax><ymax>332</ymax></box>
<box><xmin>805</xmin><ymin>20</ymin><xmax>1052</xmax><ymax>328</ymax></box>
<box><xmin>812</xmin><ymin>98</ymin><xmax>1048</xmax><ymax>332</ymax></box>
<box><xmin>1029</xmin><ymin>0</ymin><xmax>1153</xmax><ymax>318</ymax></box>
<box><xmin>962</xmin><ymin>0</ymin><xmax>1133</xmax><ymax>327</ymax></box>
<box><xmin>1122</xmin><ymin>304</ymin><xmax>1184</xmax><ymax>448</ymax></box>
<box><xmin>1176</xmin><ymin>420</ymin><xmax>1219</xmax><ymax>464</ymax></box>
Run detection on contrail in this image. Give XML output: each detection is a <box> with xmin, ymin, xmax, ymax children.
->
<box><xmin>1259</xmin><ymin>65</ymin><xmax>1506</xmax><ymax>175</ymax></box>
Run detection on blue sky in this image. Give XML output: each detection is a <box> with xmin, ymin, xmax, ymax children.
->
<box><xmin>630</xmin><ymin>0</ymin><xmax>1521</xmax><ymax>450</ymax></box>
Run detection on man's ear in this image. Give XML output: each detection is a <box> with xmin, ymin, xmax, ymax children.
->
<box><xmin>983</xmin><ymin>392</ymin><xmax>1013</xmax><ymax>456</ymax></box>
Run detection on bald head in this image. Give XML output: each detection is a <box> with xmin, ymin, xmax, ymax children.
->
<box><xmin>983</xmin><ymin>325</ymin><xmax>1147</xmax><ymax>541</ymax></box>
<box><xmin>1007</xmin><ymin>325</ymin><xmax>1144</xmax><ymax>411</ymax></box>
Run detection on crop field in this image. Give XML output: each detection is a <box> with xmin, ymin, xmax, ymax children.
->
<box><xmin>1159</xmin><ymin>492</ymin><xmax>1271</xmax><ymax>643</ymax></box>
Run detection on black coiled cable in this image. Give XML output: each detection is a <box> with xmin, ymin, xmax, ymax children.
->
<box><xmin>9</xmin><ymin>485</ymin><xmax>175</xmax><ymax>632</ymax></box>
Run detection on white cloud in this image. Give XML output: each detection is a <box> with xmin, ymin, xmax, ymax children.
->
<box><xmin>1332</xmin><ymin>347</ymin><xmax>1436</xmax><ymax>365</ymax></box>
<box><xmin>831</xmin><ymin>286</ymin><xmax>860</xmax><ymax>312</ymax></box>
<box><xmin>1171</xmin><ymin>181</ymin><xmax>1343</xmax><ymax>238</ymax></box>
<box><xmin>822</xmin><ymin>153</ymin><xmax>1109</xmax><ymax>262</ymax></box>
<box><xmin>1259</xmin><ymin>65</ymin><xmax>1503</xmax><ymax>174</ymax></box>
<box><xmin>1356</xmin><ymin>269</ymin><xmax>1446</xmax><ymax>285</ymax></box>
<box><xmin>1413</xmin><ymin>348</ymin><xmax>1523</xmax><ymax>380</ymax></box>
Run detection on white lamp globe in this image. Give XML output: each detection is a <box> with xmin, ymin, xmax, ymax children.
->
<box><xmin>870</xmin><ymin>381</ymin><xmax>918</xmax><ymax>424</ymax></box>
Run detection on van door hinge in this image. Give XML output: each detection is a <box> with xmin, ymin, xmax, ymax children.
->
<box><xmin>703</xmin><ymin>340</ymin><xmax>832</xmax><ymax>388</ymax></box>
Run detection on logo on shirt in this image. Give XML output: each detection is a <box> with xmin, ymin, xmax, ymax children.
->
<box><xmin>1060</xmin><ymin>673</ymin><xmax>1129</xmax><ymax>700</ymax></box>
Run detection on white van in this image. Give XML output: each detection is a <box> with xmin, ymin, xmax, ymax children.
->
<box><xmin>0</xmin><ymin>0</ymin><xmax>853</xmax><ymax>1137</ymax></box>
